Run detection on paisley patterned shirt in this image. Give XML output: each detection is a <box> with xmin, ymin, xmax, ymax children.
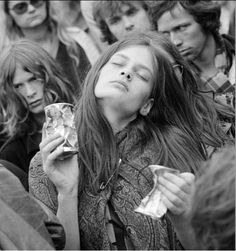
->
<box><xmin>29</xmin><ymin>126</ymin><xmax>185</xmax><ymax>250</ymax></box>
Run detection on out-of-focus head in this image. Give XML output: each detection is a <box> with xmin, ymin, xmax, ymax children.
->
<box><xmin>78</xmin><ymin>31</ymin><xmax>197</xmax><ymax>125</ymax></box>
<box><xmin>93</xmin><ymin>0</ymin><xmax>152</xmax><ymax>44</ymax></box>
<box><xmin>150</xmin><ymin>1</ymin><xmax>221</xmax><ymax>61</ymax></box>
<box><xmin>189</xmin><ymin>146</ymin><xmax>235</xmax><ymax>250</ymax></box>
<box><xmin>4</xmin><ymin>0</ymin><xmax>49</xmax><ymax>37</ymax></box>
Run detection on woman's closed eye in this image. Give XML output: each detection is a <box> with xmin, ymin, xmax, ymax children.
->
<box><xmin>110</xmin><ymin>59</ymin><xmax>125</xmax><ymax>66</ymax></box>
<box><xmin>135</xmin><ymin>70</ymin><xmax>150</xmax><ymax>82</ymax></box>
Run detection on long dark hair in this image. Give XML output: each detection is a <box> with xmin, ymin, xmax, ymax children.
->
<box><xmin>75</xmin><ymin>31</ymin><xmax>230</xmax><ymax>194</ymax></box>
<box><xmin>150</xmin><ymin>0</ymin><xmax>221</xmax><ymax>39</ymax></box>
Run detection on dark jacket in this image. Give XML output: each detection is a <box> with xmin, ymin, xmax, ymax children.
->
<box><xmin>0</xmin><ymin>132</ymin><xmax>40</xmax><ymax>175</ymax></box>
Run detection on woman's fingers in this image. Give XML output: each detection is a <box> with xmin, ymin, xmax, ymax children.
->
<box><xmin>160</xmin><ymin>190</ymin><xmax>184</xmax><ymax>215</ymax></box>
<box><xmin>158</xmin><ymin>172</ymin><xmax>195</xmax><ymax>215</ymax></box>
<box><xmin>40</xmin><ymin>133</ymin><xmax>64</xmax><ymax>153</ymax></box>
<box><xmin>159</xmin><ymin>172</ymin><xmax>194</xmax><ymax>194</ymax></box>
<box><xmin>41</xmin><ymin>123</ymin><xmax>46</xmax><ymax>141</ymax></box>
<box><xmin>180</xmin><ymin>172</ymin><xmax>195</xmax><ymax>185</ymax></box>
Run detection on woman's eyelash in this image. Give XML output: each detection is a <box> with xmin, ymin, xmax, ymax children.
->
<box><xmin>111</xmin><ymin>61</ymin><xmax>124</xmax><ymax>66</ymax></box>
<box><xmin>137</xmin><ymin>74</ymin><xmax>148</xmax><ymax>81</ymax></box>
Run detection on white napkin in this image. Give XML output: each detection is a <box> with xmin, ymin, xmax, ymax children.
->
<box><xmin>135</xmin><ymin>165</ymin><xmax>179</xmax><ymax>219</ymax></box>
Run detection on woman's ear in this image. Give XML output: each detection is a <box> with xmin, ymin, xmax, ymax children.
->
<box><xmin>139</xmin><ymin>98</ymin><xmax>154</xmax><ymax>116</ymax></box>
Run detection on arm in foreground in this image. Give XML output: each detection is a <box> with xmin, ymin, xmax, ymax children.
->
<box><xmin>40</xmin><ymin>131</ymin><xmax>80</xmax><ymax>250</ymax></box>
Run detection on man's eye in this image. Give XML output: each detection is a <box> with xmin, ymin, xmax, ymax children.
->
<box><xmin>178</xmin><ymin>25</ymin><xmax>187</xmax><ymax>32</ymax></box>
<box><xmin>161</xmin><ymin>32</ymin><xmax>170</xmax><ymax>38</ymax></box>
<box><xmin>126</xmin><ymin>8</ymin><xmax>138</xmax><ymax>16</ymax></box>
<box><xmin>108</xmin><ymin>16</ymin><xmax>121</xmax><ymax>25</ymax></box>
<box><xmin>14</xmin><ymin>83</ymin><xmax>23</xmax><ymax>89</ymax></box>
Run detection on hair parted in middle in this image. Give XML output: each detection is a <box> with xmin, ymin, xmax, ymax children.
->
<box><xmin>74</xmin><ymin>31</ymin><xmax>230</xmax><ymax>194</ymax></box>
<box><xmin>0</xmin><ymin>39</ymin><xmax>76</xmax><ymax>140</ymax></box>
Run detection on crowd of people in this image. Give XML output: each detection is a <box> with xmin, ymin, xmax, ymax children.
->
<box><xmin>0</xmin><ymin>1</ymin><xmax>235</xmax><ymax>250</ymax></box>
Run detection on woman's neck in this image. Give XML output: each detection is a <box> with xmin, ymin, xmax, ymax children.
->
<box><xmin>102</xmin><ymin>105</ymin><xmax>137</xmax><ymax>134</ymax></box>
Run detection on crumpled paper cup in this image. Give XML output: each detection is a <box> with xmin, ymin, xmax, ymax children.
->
<box><xmin>44</xmin><ymin>103</ymin><xmax>78</xmax><ymax>159</ymax></box>
<box><xmin>135</xmin><ymin>165</ymin><xmax>179</xmax><ymax>219</ymax></box>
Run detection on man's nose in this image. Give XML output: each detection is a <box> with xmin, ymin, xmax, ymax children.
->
<box><xmin>170</xmin><ymin>32</ymin><xmax>183</xmax><ymax>47</ymax></box>
<box><xmin>25</xmin><ymin>84</ymin><xmax>36</xmax><ymax>98</ymax></box>
<box><xmin>123</xmin><ymin>16</ymin><xmax>134</xmax><ymax>31</ymax></box>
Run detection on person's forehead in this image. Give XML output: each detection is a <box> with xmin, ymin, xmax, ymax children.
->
<box><xmin>157</xmin><ymin>4</ymin><xmax>194</xmax><ymax>30</ymax></box>
<box><xmin>107</xmin><ymin>1</ymin><xmax>143</xmax><ymax>17</ymax></box>
<box><xmin>168</xmin><ymin>4</ymin><xmax>192</xmax><ymax>19</ymax></box>
<box><xmin>13</xmin><ymin>65</ymin><xmax>34</xmax><ymax>84</ymax></box>
<box><xmin>8</xmin><ymin>0</ymin><xmax>27</xmax><ymax>8</ymax></box>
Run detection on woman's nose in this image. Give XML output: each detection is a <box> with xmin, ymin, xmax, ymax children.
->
<box><xmin>121</xmin><ymin>71</ymin><xmax>133</xmax><ymax>81</ymax></box>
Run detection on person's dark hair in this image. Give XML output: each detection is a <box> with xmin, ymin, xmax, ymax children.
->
<box><xmin>0</xmin><ymin>39</ymin><xmax>76</xmax><ymax>140</ymax></box>
<box><xmin>3</xmin><ymin>0</ymin><xmax>82</xmax><ymax>67</ymax></box>
<box><xmin>93</xmin><ymin>0</ymin><xmax>151</xmax><ymax>44</ymax></box>
<box><xmin>189</xmin><ymin>146</ymin><xmax>235</xmax><ymax>250</ymax></box>
<box><xmin>4</xmin><ymin>0</ymin><xmax>50</xmax><ymax>39</ymax></box>
<box><xmin>75</xmin><ymin>31</ymin><xmax>230</xmax><ymax>194</ymax></box>
<box><xmin>150</xmin><ymin>0</ymin><xmax>221</xmax><ymax>39</ymax></box>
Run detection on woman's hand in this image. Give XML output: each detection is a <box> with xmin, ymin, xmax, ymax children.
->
<box><xmin>40</xmin><ymin>128</ymin><xmax>79</xmax><ymax>196</ymax></box>
<box><xmin>158</xmin><ymin>172</ymin><xmax>198</xmax><ymax>249</ymax></box>
<box><xmin>158</xmin><ymin>172</ymin><xmax>195</xmax><ymax>215</ymax></box>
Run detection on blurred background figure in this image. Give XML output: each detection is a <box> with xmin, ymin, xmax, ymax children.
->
<box><xmin>0</xmin><ymin>1</ymin><xmax>10</xmax><ymax>52</ymax></box>
<box><xmin>92</xmin><ymin>0</ymin><xmax>153</xmax><ymax>45</ymax></box>
<box><xmin>0</xmin><ymin>163</ymin><xmax>64</xmax><ymax>250</ymax></box>
<box><xmin>3</xmin><ymin>0</ymin><xmax>100</xmax><ymax>95</ymax></box>
<box><xmin>0</xmin><ymin>39</ymin><xmax>76</xmax><ymax>177</ymax></box>
<box><xmin>49</xmin><ymin>0</ymin><xmax>88</xmax><ymax>30</ymax></box>
<box><xmin>80</xmin><ymin>0</ymin><xmax>108</xmax><ymax>52</ymax></box>
<box><xmin>189</xmin><ymin>146</ymin><xmax>235</xmax><ymax>250</ymax></box>
<box><xmin>80</xmin><ymin>0</ymin><xmax>109</xmax><ymax>52</ymax></box>
<box><xmin>215</xmin><ymin>1</ymin><xmax>235</xmax><ymax>36</ymax></box>
<box><xmin>49</xmin><ymin>0</ymin><xmax>102</xmax><ymax>57</ymax></box>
